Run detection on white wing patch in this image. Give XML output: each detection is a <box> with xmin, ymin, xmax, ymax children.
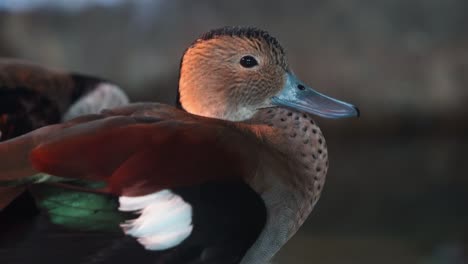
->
<box><xmin>119</xmin><ymin>190</ymin><xmax>193</xmax><ymax>251</ymax></box>
<box><xmin>63</xmin><ymin>82</ymin><xmax>129</xmax><ymax>121</ymax></box>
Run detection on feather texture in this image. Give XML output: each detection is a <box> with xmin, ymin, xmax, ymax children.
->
<box><xmin>119</xmin><ymin>190</ymin><xmax>193</xmax><ymax>251</ymax></box>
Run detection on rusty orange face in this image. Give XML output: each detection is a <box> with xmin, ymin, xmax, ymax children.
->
<box><xmin>179</xmin><ymin>33</ymin><xmax>290</xmax><ymax>121</ymax></box>
<box><xmin>178</xmin><ymin>27</ymin><xmax>359</xmax><ymax>121</ymax></box>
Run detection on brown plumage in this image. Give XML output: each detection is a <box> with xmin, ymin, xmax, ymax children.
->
<box><xmin>0</xmin><ymin>26</ymin><xmax>357</xmax><ymax>264</ymax></box>
<box><xmin>0</xmin><ymin>102</ymin><xmax>327</xmax><ymax>263</ymax></box>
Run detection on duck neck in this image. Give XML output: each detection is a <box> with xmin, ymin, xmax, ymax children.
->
<box><xmin>241</xmin><ymin>107</ymin><xmax>329</xmax><ymax>264</ymax></box>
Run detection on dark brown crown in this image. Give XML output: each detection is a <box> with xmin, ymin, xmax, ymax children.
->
<box><xmin>197</xmin><ymin>26</ymin><xmax>284</xmax><ymax>54</ymax></box>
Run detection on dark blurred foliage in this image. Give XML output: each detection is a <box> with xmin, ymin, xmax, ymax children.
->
<box><xmin>0</xmin><ymin>1</ymin><xmax>467</xmax><ymax>263</ymax></box>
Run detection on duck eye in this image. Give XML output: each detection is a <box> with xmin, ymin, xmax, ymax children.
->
<box><xmin>240</xmin><ymin>56</ymin><xmax>258</xmax><ymax>68</ymax></box>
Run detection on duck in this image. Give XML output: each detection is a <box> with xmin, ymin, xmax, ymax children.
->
<box><xmin>0</xmin><ymin>59</ymin><xmax>129</xmax><ymax>209</ymax></box>
<box><xmin>0</xmin><ymin>26</ymin><xmax>359</xmax><ymax>264</ymax></box>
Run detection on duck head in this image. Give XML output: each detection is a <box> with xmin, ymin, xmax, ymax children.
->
<box><xmin>178</xmin><ymin>27</ymin><xmax>359</xmax><ymax>121</ymax></box>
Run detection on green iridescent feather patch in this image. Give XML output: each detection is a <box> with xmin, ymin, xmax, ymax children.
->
<box><xmin>29</xmin><ymin>177</ymin><xmax>129</xmax><ymax>233</ymax></box>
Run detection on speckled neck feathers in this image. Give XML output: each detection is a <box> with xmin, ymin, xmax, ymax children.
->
<box><xmin>240</xmin><ymin>107</ymin><xmax>329</xmax><ymax>264</ymax></box>
<box><xmin>250</xmin><ymin>107</ymin><xmax>328</xmax><ymax>206</ymax></box>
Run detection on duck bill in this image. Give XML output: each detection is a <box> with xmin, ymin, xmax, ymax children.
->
<box><xmin>271</xmin><ymin>73</ymin><xmax>359</xmax><ymax>119</ymax></box>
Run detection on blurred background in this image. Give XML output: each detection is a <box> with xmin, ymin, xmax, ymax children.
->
<box><xmin>0</xmin><ymin>0</ymin><xmax>467</xmax><ymax>263</ymax></box>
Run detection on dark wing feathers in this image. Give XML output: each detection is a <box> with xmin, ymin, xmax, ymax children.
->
<box><xmin>0</xmin><ymin>106</ymin><xmax>267</xmax><ymax>263</ymax></box>
<box><xmin>0</xmin><ymin>182</ymin><xmax>266</xmax><ymax>264</ymax></box>
<box><xmin>0</xmin><ymin>59</ymin><xmax>267</xmax><ymax>263</ymax></box>
<box><xmin>169</xmin><ymin>182</ymin><xmax>266</xmax><ymax>263</ymax></box>
<box><xmin>28</xmin><ymin>110</ymin><xmax>259</xmax><ymax>196</ymax></box>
